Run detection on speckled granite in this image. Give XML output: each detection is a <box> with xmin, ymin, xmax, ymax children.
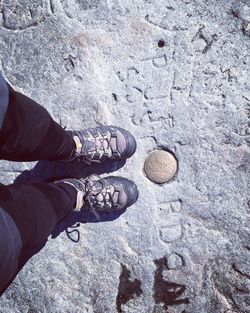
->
<box><xmin>0</xmin><ymin>0</ymin><xmax>249</xmax><ymax>312</ymax></box>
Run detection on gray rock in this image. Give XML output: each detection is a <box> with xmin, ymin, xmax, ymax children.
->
<box><xmin>0</xmin><ymin>0</ymin><xmax>249</xmax><ymax>312</ymax></box>
<box><xmin>166</xmin><ymin>253</ymin><xmax>185</xmax><ymax>270</ymax></box>
<box><xmin>235</xmin><ymin>4</ymin><xmax>250</xmax><ymax>21</ymax></box>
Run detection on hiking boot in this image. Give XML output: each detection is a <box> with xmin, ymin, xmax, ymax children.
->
<box><xmin>67</xmin><ymin>126</ymin><xmax>136</xmax><ymax>164</ymax></box>
<box><xmin>56</xmin><ymin>175</ymin><xmax>138</xmax><ymax>217</ymax></box>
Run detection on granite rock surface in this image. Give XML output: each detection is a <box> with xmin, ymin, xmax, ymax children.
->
<box><xmin>0</xmin><ymin>0</ymin><xmax>249</xmax><ymax>312</ymax></box>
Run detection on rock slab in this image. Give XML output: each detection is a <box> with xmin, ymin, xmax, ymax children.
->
<box><xmin>0</xmin><ymin>0</ymin><xmax>249</xmax><ymax>312</ymax></box>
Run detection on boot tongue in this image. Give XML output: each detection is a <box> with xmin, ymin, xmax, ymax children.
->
<box><xmin>109</xmin><ymin>130</ymin><xmax>126</xmax><ymax>154</ymax></box>
<box><xmin>73</xmin><ymin>135</ymin><xmax>82</xmax><ymax>154</ymax></box>
<box><xmin>118</xmin><ymin>189</ymin><xmax>128</xmax><ymax>208</ymax></box>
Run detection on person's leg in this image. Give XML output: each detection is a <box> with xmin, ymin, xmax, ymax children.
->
<box><xmin>0</xmin><ymin>173</ymin><xmax>138</xmax><ymax>294</ymax></box>
<box><xmin>0</xmin><ymin>182</ymin><xmax>76</xmax><ymax>247</ymax></box>
<box><xmin>0</xmin><ymin>84</ymin><xmax>76</xmax><ymax>161</ymax></box>
<box><xmin>0</xmin><ymin>181</ymin><xmax>77</xmax><ymax>294</ymax></box>
<box><xmin>0</xmin><ymin>79</ymin><xmax>138</xmax><ymax>294</ymax></box>
<box><xmin>0</xmin><ymin>84</ymin><xmax>137</xmax><ymax>163</ymax></box>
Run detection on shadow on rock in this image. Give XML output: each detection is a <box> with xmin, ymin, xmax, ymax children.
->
<box><xmin>52</xmin><ymin>208</ymin><xmax>127</xmax><ymax>241</ymax></box>
<box><xmin>14</xmin><ymin>158</ymin><xmax>126</xmax><ymax>184</ymax></box>
<box><xmin>17</xmin><ymin>209</ymin><xmax>127</xmax><ymax>276</ymax></box>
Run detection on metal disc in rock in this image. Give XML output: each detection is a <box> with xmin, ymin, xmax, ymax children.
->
<box><xmin>144</xmin><ymin>150</ymin><xmax>177</xmax><ymax>184</ymax></box>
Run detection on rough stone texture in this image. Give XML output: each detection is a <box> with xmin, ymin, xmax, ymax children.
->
<box><xmin>0</xmin><ymin>0</ymin><xmax>249</xmax><ymax>312</ymax></box>
<box><xmin>144</xmin><ymin>150</ymin><xmax>178</xmax><ymax>183</ymax></box>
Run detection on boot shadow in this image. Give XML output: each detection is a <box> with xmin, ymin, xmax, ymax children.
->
<box><xmin>14</xmin><ymin>158</ymin><xmax>126</xmax><ymax>184</ymax></box>
<box><xmin>52</xmin><ymin>209</ymin><xmax>126</xmax><ymax>241</ymax></box>
<box><xmin>15</xmin><ymin>207</ymin><xmax>126</xmax><ymax>282</ymax></box>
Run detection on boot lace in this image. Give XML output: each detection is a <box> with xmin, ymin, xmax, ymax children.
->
<box><xmin>74</xmin><ymin>129</ymin><xmax>120</xmax><ymax>164</ymax></box>
<box><xmin>83</xmin><ymin>175</ymin><xmax>121</xmax><ymax>219</ymax></box>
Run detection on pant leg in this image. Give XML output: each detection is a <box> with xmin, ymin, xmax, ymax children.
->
<box><xmin>0</xmin><ymin>84</ymin><xmax>76</xmax><ymax>161</ymax></box>
<box><xmin>0</xmin><ymin>181</ymin><xmax>77</xmax><ymax>294</ymax></box>
<box><xmin>0</xmin><ymin>182</ymin><xmax>76</xmax><ymax>247</ymax></box>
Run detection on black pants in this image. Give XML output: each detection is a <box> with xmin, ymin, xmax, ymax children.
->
<box><xmin>0</xmin><ymin>85</ymin><xmax>77</xmax><ymax>293</ymax></box>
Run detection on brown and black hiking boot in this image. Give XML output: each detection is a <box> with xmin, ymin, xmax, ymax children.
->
<box><xmin>56</xmin><ymin>175</ymin><xmax>139</xmax><ymax>217</ymax></box>
<box><xmin>67</xmin><ymin>126</ymin><xmax>136</xmax><ymax>164</ymax></box>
